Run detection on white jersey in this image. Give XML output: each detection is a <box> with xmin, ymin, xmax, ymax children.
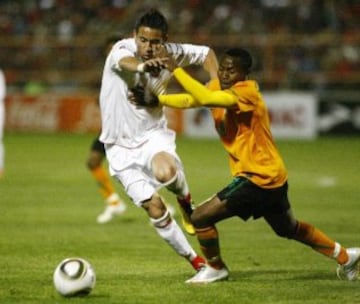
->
<box><xmin>99</xmin><ymin>38</ymin><xmax>210</xmax><ymax>148</ymax></box>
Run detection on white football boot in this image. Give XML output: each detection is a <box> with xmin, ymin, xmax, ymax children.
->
<box><xmin>97</xmin><ymin>194</ymin><xmax>126</xmax><ymax>224</ymax></box>
<box><xmin>337</xmin><ymin>248</ymin><xmax>360</xmax><ymax>281</ymax></box>
<box><xmin>185</xmin><ymin>264</ymin><xmax>229</xmax><ymax>284</ymax></box>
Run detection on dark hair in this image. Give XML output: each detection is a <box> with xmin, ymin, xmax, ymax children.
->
<box><xmin>224</xmin><ymin>48</ymin><xmax>253</xmax><ymax>75</ymax></box>
<box><xmin>134</xmin><ymin>9</ymin><xmax>168</xmax><ymax>35</ymax></box>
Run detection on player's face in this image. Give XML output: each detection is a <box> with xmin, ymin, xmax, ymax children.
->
<box><xmin>135</xmin><ymin>26</ymin><xmax>166</xmax><ymax>61</ymax></box>
<box><xmin>218</xmin><ymin>55</ymin><xmax>245</xmax><ymax>89</ymax></box>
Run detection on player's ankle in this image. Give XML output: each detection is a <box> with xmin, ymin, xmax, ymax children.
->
<box><xmin>177</xmin><ymin>193</ymin><xmax>192</xmax><ymax>205</ymax></box>
<box><xmin>208</xmin><ymin>256</ymin><xmax>227</xmax><ymax>270</ymax></box>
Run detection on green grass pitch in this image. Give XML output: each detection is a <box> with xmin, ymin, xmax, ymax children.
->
<box><xmin>1</xmin><ymin>133</ymin><xmax>360</xmax><ymax>303</ymax></box>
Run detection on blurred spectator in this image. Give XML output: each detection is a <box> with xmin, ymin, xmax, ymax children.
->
<box><xmin>23</xmin><ymin>79</ymin><xmax>48</xmax><ymax>96</ymax></box>
<box><xmin>0</xmin><ymin>0</ymin><xmax>359</xmax><ymax>91</ymax></box>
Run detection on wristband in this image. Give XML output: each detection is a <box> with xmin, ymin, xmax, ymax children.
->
<box><xmin>137</xmin><ymin>63</ymin><xmax>145</xmax><ymax>73</ymax></box>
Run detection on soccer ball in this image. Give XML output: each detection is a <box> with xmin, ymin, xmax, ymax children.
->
<box><xmin>53</xmin><ymin>257</ymin><xmax>96</xmax><ymax>297</ymax></box>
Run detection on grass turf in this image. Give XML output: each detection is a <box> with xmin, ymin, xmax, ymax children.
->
<box><xmin>1</xmin><ymin>133</ymin><xmax>360</xmax><ymax>303</ymax></box>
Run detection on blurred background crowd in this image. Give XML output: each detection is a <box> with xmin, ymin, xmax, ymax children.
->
<box><xmin>0</xmin><ymin>0</ymin><xmax>359</xmax><ymax>93</ymax></box>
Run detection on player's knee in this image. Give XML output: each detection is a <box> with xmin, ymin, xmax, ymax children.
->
<box><xmin>86</xmin><ymin>158</ymin><xmax>94</xmax><ymax>169</ymax></box>
<box><xmin>86</xmin><ymin>157</ymin><xmax>99</xmax><ymax>170</ymax></box>
<box><xmin>190</xmin><ymin>209</ymin><xmax>209</xmax><ymax>228</ymax></box>
<box><xmin>152</xmin><ymin>152</ymin><xmax>177</xmax><ymax>184</ymax></box>
<box><xmin>154</xmin><ymin>165</ymin><xmax>177</xmax><ymax>184</ymax></box>
<box><xmin>274</xmin><ymin>229</ymin><xmax>290</xmax><ymax>239</ymax></box>
<box><xmin>273</xmin><ymin>224</ymin><xmax>297</xmax><ymax>239</ymax></box>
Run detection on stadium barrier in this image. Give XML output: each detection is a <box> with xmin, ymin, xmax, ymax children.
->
<box><xmin>183</xmin><ymin>92</ymin><xmax>317</xmax><ymax>139</ymax></box>
<box><xmin>5</xmin><ymin>91</ymin><xmax>359</xmax><ymax>138</ymax></box>
<box><xmin>4</xmin><ymin>93</ymin><xmax>183</xmax><ymax>134</ymax></box>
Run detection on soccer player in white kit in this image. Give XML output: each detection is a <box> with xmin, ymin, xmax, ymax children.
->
<box><xmin>99</xmin><ymin>9</ymin><xmax>218</xmax><ymax>272</ymax></box>
<box><xmin>0</xmin><ymin>69</ymin><xmax>5</xmax><ymax>178</ymax></box>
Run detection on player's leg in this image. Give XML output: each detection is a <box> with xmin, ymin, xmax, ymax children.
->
<box><xmin>148</xmin><ymin>129</ymin><xmax>195</xmax><ymax>235</ymax></box>
<box><xmin>185</xmin><ymin>195</ymin><xmax>232</xmax><ymax>283</ymax></box>
<box><xmin>141</xmin><ymin>193</ymin><xmax>205</xmax><ymax>271</ymax></box>
<box><xmin>263</xmin><ymin>186</ymin><xmax>360</xmax><ymax>281</ymax></box>
<box><xmin>187</xmin><ymin>176</ymin><xmax>264</xmax><ymax>283</ymax></box>
<box><xmin>191</xmin><ymin>195</ymin><xmax>232</xmax><ymax>268</ymax></box>
<box><xmin>109</xmin><ymin>144</ymin><xmax>205</xmax><ymax>272</ymax></box>
<box><xmin>86</xmin><ymin>138</ymin><xmax>126</xmax><ymax>223</ymax></box>
<box><xmin>264</xmin><ymin>209</ymin><xmax>347</xmax><ymax>260</ymax></box>
<box><xmin>151</xmin><ymin>151</ymin><xmax>195</xmax><ymax>235</ymax></box>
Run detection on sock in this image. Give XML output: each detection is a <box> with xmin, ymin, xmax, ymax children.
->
<box><xmin>196</xmin><ymin>226</ymin><xmax>226</xmax><ymax>269</ymax></box>
<box><xmin>166</xmin><ymin>170</ymin><xmax>190</xmax><ymax>199</ymax></box>
<box><xmin>90</xmin><ymin>166</ymin><xmax>117</xmax><ymax>201</ymax></box>
<box><xmin>177</xmin><ymin>193</ymin><xmax>194</xmax><ymax>214</ymax></box>
<box><xmin>106</xmin><ymin>193</ymin><xmax>122</xmax><ymax>206</ymax></box>
<box><xmin>164</xmin><ymin>169</ymin><xmax>193</xmax><ymax>213</ymax></box>
<box><xmin>150</xmin><ymin>210</ymin><xmax>197</xmax><ymax>259</ymax></box>
<box><xmin>293</xmin><ymin>221</ymin><xmax>348</xmax><ymax>264</ymax></box>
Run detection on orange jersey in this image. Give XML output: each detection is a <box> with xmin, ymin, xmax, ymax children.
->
<box><xmin>208</xmin><ymin>79</ymin><xmax>288</xmax><ymax>188</ymax></box>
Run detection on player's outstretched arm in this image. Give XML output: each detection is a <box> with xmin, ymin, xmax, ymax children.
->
<box><xmin>119</xmin><ymin>56</ymin><xmax>167</xmax><ymax>73</ymax></box>
<box><xmin>170</xmin><ymin>68</ymin><xmax>237</xmax><ymax>108</ymax></box>
<box><xmin>159</xmin><ymin>93</ymin><xmax>198</xmax><ymax>109</ymax></box>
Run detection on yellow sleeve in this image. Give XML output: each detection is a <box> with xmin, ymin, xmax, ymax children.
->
<box><xmin>159</xmin><ymin>93</ymin><xmax>199</xmax><ymax>108</ymax></box>
<box><xmin>173</xmin><ymin>67</ymin><xmax>237</xmax><ymax>107</ymax></box>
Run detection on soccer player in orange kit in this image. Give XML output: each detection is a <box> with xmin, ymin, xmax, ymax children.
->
<box><xmin>153</xmin><ymin>47</ymin><xmax>360</xmax><ymax>283</ymax></box>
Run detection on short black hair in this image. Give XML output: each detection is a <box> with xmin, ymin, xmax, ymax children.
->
<box><xmin>134</xmin><ymin>9</ymin><xmax>168</xmax><ymax>35</ymax></box>
<box><xmin>224</xmin><ymin>48</ymin><xmax>253</xmax><ymax>75</ymax></box>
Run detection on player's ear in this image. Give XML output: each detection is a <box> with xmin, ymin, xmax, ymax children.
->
<box><xmin>162</xmin><ymin>34</ymin><xmax>168</xmax><ymax>42</ymax></box>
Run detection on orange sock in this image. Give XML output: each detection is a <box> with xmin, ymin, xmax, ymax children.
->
<box><xmin>90</xmin><ymin>166</ymin><xmax>116</xmax><ymax>201</ymax></box>
<box><xmin>294</xmin><ymin>221</ymin><xmax>348</xmax><ymax>264</ymax></box>
<box><xmin>196</xmin><ymin>226</ymin><xmax>226</xmax><ymax>269</ymax></box>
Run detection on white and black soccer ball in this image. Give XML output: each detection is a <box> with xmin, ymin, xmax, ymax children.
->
<box><xmin>53</xmin><ymin>257</ymin><xmax>96</xmax><ymax>297</ymax></box>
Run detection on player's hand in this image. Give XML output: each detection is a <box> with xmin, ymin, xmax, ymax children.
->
<box><xmin>128</xmin><ymin>85</ymin><xmax>159</xmax><ymax>107</ymax></box>
<box><xmin>143</xmin><ymin>58</ymin><xmax>168</xmax><ymax>77</ymax></box>
<box><xmin>154</xmin><ymin>44</ymin><xmax>178</xmax><ymax>72</ymax></box>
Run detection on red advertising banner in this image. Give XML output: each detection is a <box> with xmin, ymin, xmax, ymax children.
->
<box><xmin>5</xmin><ymin>94</ymin><xmax>183</xmax><ymax>134</ymax></box>
<box><xmin>5</xmin><ymin>94</ymin><xmax>100</xmax><ymax>133</ymax></box>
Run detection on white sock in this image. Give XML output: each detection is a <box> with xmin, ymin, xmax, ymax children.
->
<box><xmin>332</xmin><ymin>242</ymin><xmax>341</xmax><ymax>259</ymax></box>
<box><xmin>150</xmin><ymin>210</ymin><xmax>196</xmax><ymax>259</ymax></box>
<box><xmin>165</xmin><ymin>170</ymin><xmax>189</xmax><ymax>199</ymax></box>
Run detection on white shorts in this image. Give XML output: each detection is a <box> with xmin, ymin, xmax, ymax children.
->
<box><xmin>105</xmin><ymin>129</ymin><xmax>184</xmax><ymax>206</ymax></box>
